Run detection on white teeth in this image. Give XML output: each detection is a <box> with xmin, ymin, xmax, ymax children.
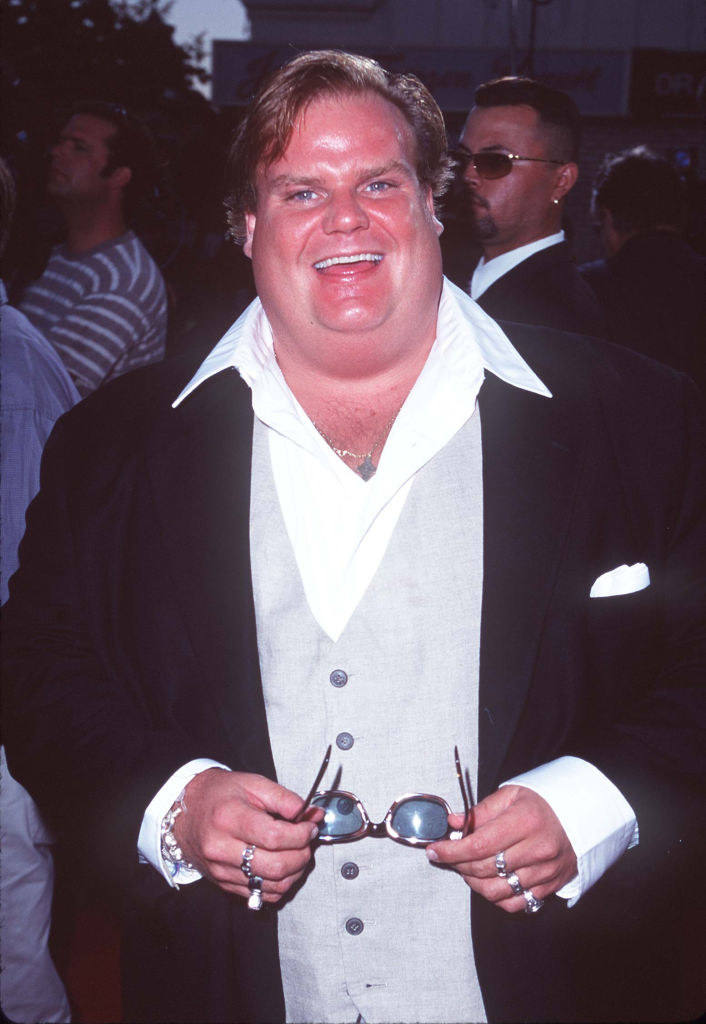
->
<box><xmin>314</xmin><ymin>253</ymin><xmax>383</xmax><ymax>270</ymax></box>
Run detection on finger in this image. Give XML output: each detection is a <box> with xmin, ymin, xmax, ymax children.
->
<box><xmin>204</xmin><ymin>829</ymin><xmax>317</xmax><ymax>884</ymax></box>
<box><xmin>431</xmin><ymin>842</ymin><xmax>523</xmax><ymax>881</ymax></box>
<box><xmin>442</xmin><ymin>827</ymin><xmax>560</xmax><ymax>881</ymax></box>
<box><xmin>211</xmin><ymin>849</ymin><xmax>312</xmax><ymax>899</ymax></box>
<box><xmin>240</xmin><ymin>773</ymin><xmax>319</xmax><ymax>824</ymax></box>
<box><xmin>465</xmin><ymin>872</ymin><xmax>557</xmax><ymax>913</ymax></box>
<box><xmin>208</xmin><ymin>838</ymin><xmax>312</xmax><ymax>886</ymax></box>
<box><xmin>210</xmin><ymin>800</ymin><xmax>319</xmax><ymax>859</ymax></box>
<box><xmin>489</xmin><ymin>886</ymin><xmax>552</xmax><ymax>915</ymax></box>
<box><xmin>437</xmin><ymin>787</ymin><xmax>567</xmax><ymax>866</ymax></box>
<box><xmin>429</xmin><ymin>827</ymin><xmax>524</xmax><ymax>871</ymax></box>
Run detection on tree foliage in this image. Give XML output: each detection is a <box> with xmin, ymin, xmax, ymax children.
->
<box><xmin>2</xmin><ymin>0</ymin><xmax>209</xmax><ymax>150</ymax></box>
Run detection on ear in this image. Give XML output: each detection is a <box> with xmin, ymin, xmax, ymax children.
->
<box><xmin>553</xmin><ymin>162</ymin><xmax>578</xmax><ymax>202</ymax></box>
<box><xmin>424</xmin><ymin>186</ymin><xmax>444</xmax><ymax>237</ymax></box>
<box><xmin>108</xmin><ymin>165</ymin><xmax>132</xmax><ymax>191</ymax></box>
<box><xmin>243</xmin><ymin>211</ymin><xmax>256</xmax><ymax>259</ymax></box>
<box><xmin>599</xmin><ymin>207</ymin><xmax>629</xmax><ymax>257</ymax></box>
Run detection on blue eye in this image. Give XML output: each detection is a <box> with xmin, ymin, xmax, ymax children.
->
<box><xmin>288</xmin><ymin>189</ymin><xmax>317</xmax><ymax>202</ymax></box>
<box><xmin>366</xmin><ymin>180</ymin><xmax>392</xmax><ymax>193</ymax></box>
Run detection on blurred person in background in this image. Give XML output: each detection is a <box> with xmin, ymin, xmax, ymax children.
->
<box><xmin>0</xmin><ymin>154</ymin><xmax>76</xmax><ymax>1024</ymax></box>
<box><xmin>19</xmin><ymin>101</ymin><xmax>167</xmax><ymax>396</ymax></box>
<box><xmin>581</xmin><ymin>145</ymin><xmax>706</xmax><ymax>395</ymax></box>
<box><xmin>451</xmin><ymin>76</ymin><xmax>605</xmax><ymax>336</ymax></box>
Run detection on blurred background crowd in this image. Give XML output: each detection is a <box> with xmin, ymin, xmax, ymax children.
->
<box><xmin>2</xmin><ymin>0</ymin><xmax>704</xmax><ymax>367</ymax></box>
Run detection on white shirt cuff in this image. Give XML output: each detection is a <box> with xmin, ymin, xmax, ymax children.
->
<box><xmin>500</xmin><ymin>756</ymin><xmax>639</xmax><ymax>907</ymax></box>
<box><xmin>137</xmin><ymin>758</ymin><xmax>232</xmax><ymax>887</ymax></box>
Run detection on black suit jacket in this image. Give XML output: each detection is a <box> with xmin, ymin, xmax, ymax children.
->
<box><xmin>3</xmin><ymin>323</ymin><xmax>705</xmax><ymax>1023</ymax></box>
<box><xmin>472</xmin><ymin>242</ymin><xmax>607</xmax><ymax>337</ymax></box>
<box><xmin>580</xmin><ymin>230</ymin><xmax>706</xmax><ymax>396</ymax></box>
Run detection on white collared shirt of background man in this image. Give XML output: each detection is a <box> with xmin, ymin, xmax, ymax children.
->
<box><xmin>471</xmin><ymin>229</ymin><xmax>565</xmax><ymax>299</ymax></box>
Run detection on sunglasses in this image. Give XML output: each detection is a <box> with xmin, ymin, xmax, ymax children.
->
<box><xmin>453</xmin><ymin>146</ymin><xmax>564</xmax><ymax>180</ymax></box>
<box><xmin>293</xmin><ymin>745</ymin><xmax>473</xmax><ymax>847</ymax></box>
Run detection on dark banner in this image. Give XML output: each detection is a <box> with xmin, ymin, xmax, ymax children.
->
<box><xmin>630</xmin><ymin>49</ymin><xmax>706</xmax><ymax>118</ymax></box>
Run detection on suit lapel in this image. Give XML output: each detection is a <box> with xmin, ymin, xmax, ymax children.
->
<box><xmin>480</xmin><ymin>243</ymin><xmax>565</xmax><ymax>304</ymax></box>
<box><xmin>144</xmin><ymin>369</ymin><xmax>276</xmax><ymax>777</ymax></box>
<box><xmin>477</xmin><ymin>369</ymin><xmax>582</xmax><ymax>795</ymax></box>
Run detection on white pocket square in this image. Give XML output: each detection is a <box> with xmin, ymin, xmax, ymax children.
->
<box><xmin>590</xmin><ymin>562</ymin><xmax>650</xmax><ymax>598</ymax></box>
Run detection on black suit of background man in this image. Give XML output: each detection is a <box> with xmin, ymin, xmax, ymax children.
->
<box><xmin>581</xmin><ymin>146</ymin><xmax>706</xmax><ymax>395</ymax></box>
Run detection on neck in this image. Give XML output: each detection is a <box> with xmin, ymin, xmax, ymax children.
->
<box><xmin>63</xmin><ymin>201</ymin><xmax>127</xmax><ymax>255</ymax></box>
<box><xmin>275</xmin><ymin>332</ymin><xmax>433</xmax><ymax>477</ymax></box>
<box><xmin>278</xmin><ymin>337</ymin><xmax>431</xmax><ymax>433</ymax></box>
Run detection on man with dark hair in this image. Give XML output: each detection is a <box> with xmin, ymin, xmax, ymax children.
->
<box><xmin>581</xmin><ymin>145</ymin><xmax>706</xmax><ymax>392</ymax></box>
<box><xmin>3</xmin><ymin>51</ymin><xmax>705</xmax><ymax>1024</ymax></box>
<box><xmin>451</xmin><ymin>76</ymin><xmax>605</xmax><ymax>335</ymax></box>
<box><xmin>19</xmin><ymin>101</ymin><xmax>167</xmax><ymax>396</ymax></box>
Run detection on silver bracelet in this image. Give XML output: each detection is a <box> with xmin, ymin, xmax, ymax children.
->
<box><xmin>160</xmin><ymin>791</ymin><xmax>195</xmax><ymax>885</ymax></box>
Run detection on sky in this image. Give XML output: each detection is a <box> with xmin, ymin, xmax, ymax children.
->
<box><xmin>164</xmin><ymin>0</ymin><xmax>250</xmax><ymax>93</ymax></box>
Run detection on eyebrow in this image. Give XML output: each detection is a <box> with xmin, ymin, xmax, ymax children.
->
<box><xmin>268</xmin><ymin>173</ymin><xmax>325</xmax><ymax>191</ymax></box>
<box><xmin>267</xmin><ymin>159</ymin><xmax>416</xmax><ymax>191</ymax></box>
<box><xmin>458</xmin><ymin>142</ymin><xmax>509</xmax><ymax>155</ymax></box>
<box><xmin>58</xmin><ymin>132</ymin><xmax>98</xmax><ymax>148</ymax></box>
<box><xmin>363</xmin><ymin>160</ymin><xmax>416</xmax><ymax>180</ymax></box>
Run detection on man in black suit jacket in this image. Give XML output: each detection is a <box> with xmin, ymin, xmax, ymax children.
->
<box><xmin>450</xmin><ymin>76</ymin><xmax>605</xmax><ymax>336</ymax></box>
<box><xmin>581</xmin><ymin>145</ymin><xmax>706</xmax><ymax>394</ymax></box>
<box><xmin>3</xmin><ymin>52</ymin><xmax>705</xmax><ymax>1024</ymax></box>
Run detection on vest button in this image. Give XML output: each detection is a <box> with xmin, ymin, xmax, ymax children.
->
<box><xmin>336</xmin><ymin>732</ymin><xmax>354</xmax><ymax>751</ymax></box>
<box><xmin>345</xmin><ymin>917</ymin><xmax>364</xmax><ymax>935</ymax></box>
<box><xmin>341</xmin><ymin>861</ymin><xmax>359</xmax><ymax>880</ymax></box>
<box><xmin>329</xmin><ymin>669</ymin><xmax>348</xmax><ymax>688</ymax></box>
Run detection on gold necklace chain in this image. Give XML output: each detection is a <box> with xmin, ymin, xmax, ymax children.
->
<box><xmin>314</xmin><ymin>415</ymin><xmax>397</xmax><ymax>480</ymax></box>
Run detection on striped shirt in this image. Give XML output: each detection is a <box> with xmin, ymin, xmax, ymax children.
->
<box><xmin>20</xmin><ymin>231</ymin><xmax>167</xmax><ymax>396</ymax></box>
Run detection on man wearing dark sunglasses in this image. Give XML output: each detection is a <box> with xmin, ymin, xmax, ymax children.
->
<box><xmin>3</xmin><ymin>51</ymin><xmax>704</xmax><ymax>1024</ymax></box>
<box><xmin>452</xmin><ymin>76</ymin><xmax>605</xmax><ymax>337</ymax></box>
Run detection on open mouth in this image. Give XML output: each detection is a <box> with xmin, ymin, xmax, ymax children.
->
<box><xmin>314</xmin><ymin>253</ymin><xmax>383</xmax><ymax>271</ymax></box>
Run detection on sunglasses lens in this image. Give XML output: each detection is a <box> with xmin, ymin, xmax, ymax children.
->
<box><xmin>312</xmin><ymin>793</ymin><xmax>364</xmax><ymax>838</ymax></box>
<box><xmin>390</xmin><ymin>797</ymin><xmax>448</xmax><ymax>842</ymax></box>
<box><xmin>475</xmin><ymin>153</ymin><xmax>512</xmax><ymax>179</ymax></box>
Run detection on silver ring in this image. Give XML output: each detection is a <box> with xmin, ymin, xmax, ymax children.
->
<box><xmin>241</xmin><ymin>844</ymin><xmax>256</xmax><ymax>878</ymax></box>
<box><xmin>241</xmin><ymin>845</ymin><xmax>264</xmax><ymax>911</ymax></box>
<box><xmin>506</xmin><ymin>871</ymin><xmax>523</xmax><ymax>895</ymax></box>
<box><xmin>495</xmin><ymin>850</ymin><xmax>507</xmax><ymax>877</ymax></box>
<box><xmin>247</xmin><ymin>889</ymin><xmax>263</xmax><ymax>911</ymax></box>
<box><xmin>522</xmin><ymin>888</ymin><xmax>544</xmax><ymax>914</ymax></box>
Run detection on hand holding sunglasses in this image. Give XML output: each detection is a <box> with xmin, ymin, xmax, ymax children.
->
<box><xmin>294</xmin><ymin>745</ymin><xmax>473</xmax><ymax>847</ymax></box>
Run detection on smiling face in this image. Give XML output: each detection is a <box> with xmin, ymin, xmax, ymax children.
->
<box><xmin>243</xmin><ymin>91</ymin><xmax>443</xmax><ymax>380</ymax></box>
<box><xmin>459</xmin><ymin>104</ymin><xmax>576</xmax><ymax>260</ymax></box>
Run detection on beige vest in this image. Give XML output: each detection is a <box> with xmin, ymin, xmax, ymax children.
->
<box><xmin>250</xmin><ymin>410</ymin><xmax>487</xmax><ymax>1024</ymax></box>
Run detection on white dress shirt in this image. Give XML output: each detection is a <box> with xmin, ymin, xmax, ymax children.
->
<box><xmin>471</xmin><ymin>230</ymin><xmax>565</xmax><ymax>299</ymax></box>
<box><xmin>138</xmin><ymin>277</ymin><xmax>637</xmax><ymax>905</ymax></box>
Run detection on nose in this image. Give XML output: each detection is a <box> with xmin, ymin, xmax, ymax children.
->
<box><xmin>462</xmin><ymin>155</ymin><xmax>481</xmax><ymax>190</ymax></box>
<box><xmin>322</xmin><ymin>189</ymin><xmax>369</xmax><ymax>233</ymax></box>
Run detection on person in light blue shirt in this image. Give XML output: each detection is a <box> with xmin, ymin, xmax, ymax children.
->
<box><xmin>0</xmin><ymin>155</ymin><xmax>77</xmax><ymax>1024</ymax></box>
